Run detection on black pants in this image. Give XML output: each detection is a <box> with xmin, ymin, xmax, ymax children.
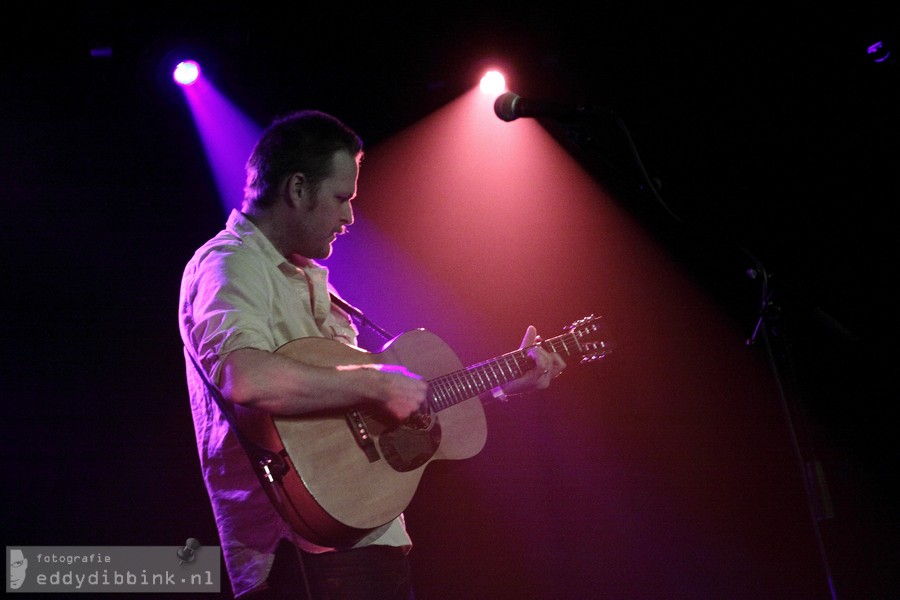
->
<box><xmin>249</xmin><ymin>539</ymin><xmax>415</xmax><ymax>600</ymax></box>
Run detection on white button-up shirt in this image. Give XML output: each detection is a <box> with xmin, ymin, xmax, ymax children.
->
<box><xmin>179</xmin><ymin>210</ymin><xmax>410</xmax><ymax>598</ymax></box>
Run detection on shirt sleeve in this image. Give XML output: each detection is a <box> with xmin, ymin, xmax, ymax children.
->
<box><xmin>183</xmin><ymin>244</ymin><xmax>279</xmax><ymax>385</ymax></box>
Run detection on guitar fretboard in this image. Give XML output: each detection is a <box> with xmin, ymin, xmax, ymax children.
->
<box><xmin>426</xmin><ymin>329</ymin><xmax>590</xmax><ymax>411</ymax></box>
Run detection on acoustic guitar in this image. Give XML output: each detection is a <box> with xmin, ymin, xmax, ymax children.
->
<box><xmin>236</xmin><ymin>315</ymin><xmax>612</xmax><ymax>547</ymax></box>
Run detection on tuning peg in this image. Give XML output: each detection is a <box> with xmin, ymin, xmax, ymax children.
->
<box><xmin>566</xmin><ymin>314</ymin><xmax>596</xmax><ymax>331</ymax></box>
<box><xmin>581</xmin><ymin>352</ymin><xmax>606</xmax><ymax>364</ymax></box>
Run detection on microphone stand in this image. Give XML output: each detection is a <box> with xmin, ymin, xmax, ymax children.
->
<box><xmin>745</xmin><ymin>259</ymin><xmax>839</xmax><ymax>600</ymax></box>
<box><xmin>543</xmin><ymin>108</ymin><xmax>841</xmax><ymax>600</ymax></box>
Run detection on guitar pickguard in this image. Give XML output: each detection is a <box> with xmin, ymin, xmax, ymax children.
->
<box><xmin>378</xmin><ymin>414</ymin><xmax>442</xmax><ymax>472</ymax></box>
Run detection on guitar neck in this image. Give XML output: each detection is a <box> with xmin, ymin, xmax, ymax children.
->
<box><xmin>426</xmin><ymin>328</ymin><xmax>589</xmax><ymax>412</ymax></box>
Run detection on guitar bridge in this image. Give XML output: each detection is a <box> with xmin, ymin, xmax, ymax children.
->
<box><xmin>346</xmin><ymin>410</ymin><xmax>381</xmax><ymax>463</ymax></box>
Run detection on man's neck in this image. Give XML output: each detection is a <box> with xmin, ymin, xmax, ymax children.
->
<box><xmin>242</xmin><ymin>208</ymin><xmax>288</xmax><ymax>258</ymax></box>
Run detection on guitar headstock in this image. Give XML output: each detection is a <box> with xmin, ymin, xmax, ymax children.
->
<box><xmin>564</xmin><ymin>314</ymin><xmax>614</xmax><ymax>364</ymax></box>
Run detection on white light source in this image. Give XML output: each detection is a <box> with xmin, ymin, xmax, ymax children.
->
<box><xmin>173</xmin><ymin>60</ymin><xmax>201</xmax><ymax>86</ymax></box>
<box><xmin>479</xmin><ymin>70</ymin><xmax>506</xmax><ymax>95</ymax></box>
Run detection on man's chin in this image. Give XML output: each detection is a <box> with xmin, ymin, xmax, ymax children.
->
<box><xmin>301</xmin><ymin>243</ymin><xmax>334</xmax><ymax>261</ymax></box>
<box><xmin>318</xmin><ymin>246</ymin><xmax>334</xmax><ymax>260</ymax></box>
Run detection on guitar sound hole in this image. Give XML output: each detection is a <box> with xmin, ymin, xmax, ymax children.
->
<box><xmin>379</xmin><ymin>417</ymin><xmax>442</xmax><ymax>472</ymax></box>
<box><xmin>404</xmin><ymin>407</ymin><xmax>434</xmax><ymax>431</ymax></box>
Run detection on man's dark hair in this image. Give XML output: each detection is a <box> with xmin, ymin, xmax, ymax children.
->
<box><xmin>244</xmin><ymin>110</ymin><xmax>363</xmax><ymax>207</ymax></box>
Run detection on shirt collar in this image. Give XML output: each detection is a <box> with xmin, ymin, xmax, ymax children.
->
<box><xmin>226</xmin><ymin>209</ymin><xmax>328</xmax><ymax>278</ymax></box>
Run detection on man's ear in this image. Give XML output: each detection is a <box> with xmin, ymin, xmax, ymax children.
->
<box><xmin>286</xmin><ymin>172</ymin><xmax>306</xmax><ymax>206</ymax></box>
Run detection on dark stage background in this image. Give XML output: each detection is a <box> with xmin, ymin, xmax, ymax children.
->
<box><xmin>3</xmin><ymin>4</ymin><xmax>898</xmax><ymax>599</ymax></box>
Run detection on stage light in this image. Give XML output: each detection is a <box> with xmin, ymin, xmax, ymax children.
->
<box><xmin>173</xmin><ymin>60</ymin><xmax>201</xmax><ymax>86</ymax></box>
<box><xmin>479</xmin><ymin>70</ymin><xmax>506</xmax><ymax>95</ymax></box>
<box><xmin>867</xmin><ymin>40</ymin><xmax>892</xmax><ymax>63</ymax></box>
<box><xmin>90</xmin><ymin>47</ymin><xmax>113</xmax><ymax>59</ymax></box>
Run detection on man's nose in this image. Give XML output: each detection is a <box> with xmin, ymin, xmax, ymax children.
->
<box><xmin>341</xmin><ymin>202</ymin><xmax>354</xmax><ymax>225</ymax></box>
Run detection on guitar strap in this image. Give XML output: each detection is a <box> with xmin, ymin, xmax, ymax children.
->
<box><xmin>330</xmin><ymin>293</ymin><xmax>395</xmax><ymax>342</ymax></box>
<box><xmin>185</xmin><ymin>348</ymin><xmax>289</xmax><ymax>482</ymax></box>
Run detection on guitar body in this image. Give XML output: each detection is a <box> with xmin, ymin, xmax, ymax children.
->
<box><xmin>238</xmin><ymin>329</ymin><xmax>487</xmax><ymax>547</ymax></box>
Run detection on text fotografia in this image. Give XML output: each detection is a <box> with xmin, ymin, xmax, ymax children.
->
<box><xmin>36</xmin><ymin>569</ymin><xmax>215</xmax><ymax>590</ymax></box>
<box><xmin>34</xmin><ymin>553</ymin><xmax>111</xmax><ymax>565</ymax></box>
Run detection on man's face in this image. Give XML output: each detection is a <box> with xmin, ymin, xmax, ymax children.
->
<box><xmin>10</xmin><ymin>549</ymin><xmax>27</xmax><ymax>589</ymax></box>
<box><xmin>291</xmin><ymin>150</ymin><xmax>358</xmax><ymax>259</ymax></box>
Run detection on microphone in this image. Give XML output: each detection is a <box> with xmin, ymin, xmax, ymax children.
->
<box><xmin>493</xmin><ymin>92</ymin><xmax>614</xmax><ymax>122</ymax></box>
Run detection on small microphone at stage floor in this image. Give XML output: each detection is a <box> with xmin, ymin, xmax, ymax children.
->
<box><xmin>493</xmin><ymin>92</ymin><xmax>615</xmax><ymax>122</ymax></box>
